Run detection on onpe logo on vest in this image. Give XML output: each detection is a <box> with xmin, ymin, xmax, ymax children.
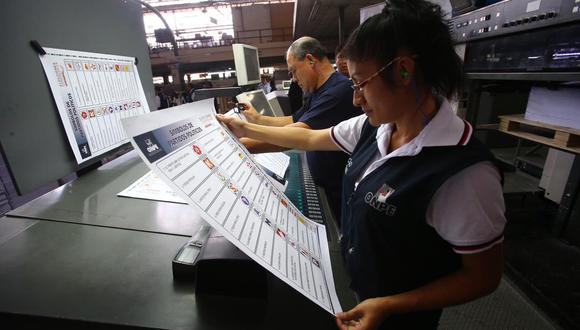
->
<box><xmin>364</xmin><ymin>183</ymin><xmax>396</xmax><ymax>216</ymax></box>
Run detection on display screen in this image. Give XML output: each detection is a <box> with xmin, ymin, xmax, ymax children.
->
<box><xmin>247</xmin><ymin>91</ymin><xmax>274</xmax><ymax>116</ymax></box>
<box><xmin>243</xmin><ymin>47</ymin><xmax>260</xmax><ymax>82</ymax></box>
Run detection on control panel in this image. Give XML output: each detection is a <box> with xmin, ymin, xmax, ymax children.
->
<box><xmin>285</xmin><ymin>152</ymin><xmax>328</xmax><ymax>225</ymax></box>
<box><xmin>451</xmin><ymin>0</ymin><xmax>580</xmax><ymax>42</ymax></box>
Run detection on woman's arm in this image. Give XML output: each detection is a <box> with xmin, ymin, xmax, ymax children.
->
<box><xmin>217</xmin><ymin>114</ymin><xmax>339</xmax><ymax>152</ymax></box>
<box><xmin>336</xmin><ymin>244</ymin><xmax>503</xmax><ymax>330</ymax></box>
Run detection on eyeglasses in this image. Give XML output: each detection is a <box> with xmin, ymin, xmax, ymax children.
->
<box><xmin>350</xmin><ymin>56</ymin><xmax>415</xmax><ymax>93</ymax></box>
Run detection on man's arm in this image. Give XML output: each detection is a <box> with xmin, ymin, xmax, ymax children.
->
<box><xmin>217</xmin><ymin>115</ymin><xmax>339</xmax><ymax>152</ymax></box>
<box><xmin>240</xmin><ymin>104</ymin><xmax>294</xmax><ymax>127</ymax></box>
<box><xmin>336</xmin><ymin>244</ymin><xmax>504</xmax><ymax>330</ymax></box>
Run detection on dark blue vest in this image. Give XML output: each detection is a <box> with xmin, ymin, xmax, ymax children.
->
<box><xmin>341</xmin><ymin>118</ymin><xmax>496</xmax><ymax>328</ymax></box>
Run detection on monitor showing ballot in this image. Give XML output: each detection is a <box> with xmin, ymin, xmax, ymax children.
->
<box><xmin>236</xmin><ymin>90</ymin><xmax>278</xmax><ymax>117</ymax></box>
<box><xmin>232</xmin><ymin>43</ymin><xmax>261</xmax><ymax>86</ymax></box>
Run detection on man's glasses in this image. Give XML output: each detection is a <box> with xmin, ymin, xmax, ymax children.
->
<box><xmin>350</xmin><ymin>56</ymin><xmax>416</xmax><ymax>93</ymax></box>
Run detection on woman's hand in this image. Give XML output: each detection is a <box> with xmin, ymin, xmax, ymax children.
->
<box><xmin>216</xmin><ymin>114</ymin><xmax>247</xmax><ymax>138</ymax></box>
<box><xmin>335</xmin><ymin>297</ymin><xmax>390</xmax><ymax>330</ymax></box>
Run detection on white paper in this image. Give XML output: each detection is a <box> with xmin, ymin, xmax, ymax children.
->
<box><xmin>117</xmin><ymin>171</ymin><xmax>186</xmax><ymax>204</ymax></box>
<box><xmin>254</xmin><ymin>153</ymin><xmax>290</xmax><ymax>178</ymax></box>
<box><xmin>121</xmin><ymin>100</ymin><xmax>342</xmax><ymax>314</ymax></box>
<box><xmin>224</xmin><ymin>108</ymin><xmax>290</xmax><ymax>178</ymax></box>
<box><xmin>38</xmin><ymin>47</ymin><xmax>150</xmax><ymax>164</ymax></box>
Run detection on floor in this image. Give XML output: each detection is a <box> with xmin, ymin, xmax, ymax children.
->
<box><xmin>438</xmin><ymin>192</ymin><xmax>579</xmax><ymax>329</ymax></box>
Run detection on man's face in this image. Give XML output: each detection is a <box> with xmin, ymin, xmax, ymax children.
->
<box><xmin>287</xmin><ymin>53</ymin><xmax>316</xmax><ymax>93</ymax></box>
<box><xmin>335</xmin><ymin>54</ymin><xmax>349</xmax><ymax>77</ymax></box>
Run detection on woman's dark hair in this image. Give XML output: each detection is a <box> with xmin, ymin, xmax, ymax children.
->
<box><xmin>342</xmin><ymin>0</ymin><xmax>463</xmax><ymax>99</ymax></box>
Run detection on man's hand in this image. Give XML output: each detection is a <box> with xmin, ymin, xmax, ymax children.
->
<box><xmin>239</xmin><ymin>103</ymin><xmax>261</xmax><ymax>123</ymax></box>
<box><xmin>335</xmin><ymin>297</ymin><xmax>390</xmax><ymax>330</ymax></box>
<box><xmin>216</xmin><ymin>114</ymin><xmax>247</xmax><ymax>138</ymax></box>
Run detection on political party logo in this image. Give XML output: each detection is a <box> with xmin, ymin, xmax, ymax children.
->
<box><xmin>89</xmin><ymin>109</ymin><xmax>95</xmax><ymax>118</ymax></box>
<box><xmin>202</xmin><ymin>158</ymin><xmax>214</xmax><ymax>169</ymax></box>
<box><xmin>289</xmin><ymin>239</ymin><xmax>297</xmax><ymax>249</ymax></box>
<box><xmin>136</xmin><ymin>101</ymin><xmax>141</xmax><ymax>107</ymax></box>
<box><xmin>238</xmin><ymin>152</ymin><xmax>245</xmax><ymax>159</ymax></box>
<box><xmin>241</xmin><ymin>195</ymin><xmax>249</xmax><ymax>206</ymax></box>
<box><xmin>66</xmin><ymin>62</ymin><xmax>74</xmax><ymax>70</ymax></box>
<box><xmin>108</xmin><ymin>106</ymin><xmax>114</xmax><ymax>113</ymax></box>
<box><xmin>81</xmin><ymin>111</ymin><xmax>88</xmax><ymax>119</ymax></box>
<box><xmin>264</xmin><ymin>217</ymin><xmax>273</xmax><ymax>227</ymax></box>
<box><xmin>276</xmin><ymin>228</ymin><xmax>286</xmax><ymax>239</ymax></box>
<box><xmin>312</xmin><ymin>258</ymin><xmax>320</xmax><ymax>268</ymax></box>
<box><xmin>228</xmin><ymin>182</ymin><xmax>238</xmax><ymax>194</ymax></box>
<box><xmin>280</xmin><ymin>199</ymin><xmax>288</xmax><ymax>208</ymax></box>
<box><xmin>253</xmin><ymin>208</ymin><xmax>262</xmax><ymax>217</ymax></box>
<box><xmin>124</xmin><ymin>65</ymin><xmax>129</xmax><ymax>72</ymax></box>
<box><xmin>123</xmin><ymin>103</ymin><xmax>128</xmax><ymax>111</ymax></box>
<box><xmin>300</xmin><ymin>249</ymin><xmax>310</xmax><ymax>258</ymax></box>
<box><xmin>114</xmin><ymin>64</ymin><xmax>120</xmax><ymax>71</ymax></box>
<box><xmin>192</xmin><ymin>145</ymin><xmax>202</xmax><ymax>155</ymax></box>
<box><xmin>216</xmin><ymin>171</ymin><xmax>227</xmax><ymax>183</ymax></box>
<box><xmin>84</xmin><ymin>63</ymin><xmax>90</xmax><ymax>70</ymax></box>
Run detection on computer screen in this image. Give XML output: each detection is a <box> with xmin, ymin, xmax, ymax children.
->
<box><xmin>232</xmin><ymin>44</ymin><xmax>261</xmax><ymax>86</ymax></box>
<box><xmin>236</xmin><ymin>90</ymin><xmax>276</xmax><ymax>117</ymax></box>
<box><xmin>282</xmin><ymin>80</ymin><xmax>292</xmax><ymax>89</ymax></box>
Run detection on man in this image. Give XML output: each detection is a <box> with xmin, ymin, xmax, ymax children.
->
<box><xmin>240</xmin><ymin>36</ymin><xmax>360</xmax><ymax>223</ymax></box>
<box><xmin>335</xmin><ymin>46</ymin><xmax>350</xmax><ymax>78</ymax></box>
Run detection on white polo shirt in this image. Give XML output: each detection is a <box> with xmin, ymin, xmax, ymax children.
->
<box><xmin>330</xmin><ymin>99</ymin><xmax>506</xmax><ymax>254</ymax></box>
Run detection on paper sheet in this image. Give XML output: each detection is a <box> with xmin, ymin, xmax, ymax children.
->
<box><xmin>224</xmin><ymin>108</ymin><xmax>290</xmax><ymax>177</ymax></box>
<box><xmin>38</xmin><ymin>47</ymin><xmax>150</xmax><ymax>164</ymax></box>
<box><xmin>117</xmin><ymin>170</ymin><xmax>186</xmax><ymax>204</ymax></box>
<box><xmin>121</xmin><ymin>99</ymin><xmax>342</xmax><ymax>314</ymax></box>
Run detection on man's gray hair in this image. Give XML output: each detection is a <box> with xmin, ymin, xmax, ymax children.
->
<box><xmin>287</xmin><ymin>36</ymin><xmax>328</xmax><ymax>61</ymax></box>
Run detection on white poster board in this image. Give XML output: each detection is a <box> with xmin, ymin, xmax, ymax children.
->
<box><xmin>38</xmin><ymin>47</ymin><xmax>150</xmax><ymax>163</ymax></box>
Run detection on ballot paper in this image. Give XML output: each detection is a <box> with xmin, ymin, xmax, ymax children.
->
<box><xmin>121</xmin><ymin>99</ymin><xmax>341</xmax><ymax>314</ymax></box>
<box><xmin>38</xmin><ymin>47</ymin><xmax>150</xmax><ymax>164</ymax></box>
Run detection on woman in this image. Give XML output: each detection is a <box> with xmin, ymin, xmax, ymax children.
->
<box><xmin>218</xmin><ymin>1</ymin><xmax>505</xmax><ymax>329</ymax></box>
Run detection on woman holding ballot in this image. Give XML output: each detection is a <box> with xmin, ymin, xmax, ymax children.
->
<box><xmin>218</xmin><ymin>0</ymin><xmax>506</xmax><ymax>329</ymax></box>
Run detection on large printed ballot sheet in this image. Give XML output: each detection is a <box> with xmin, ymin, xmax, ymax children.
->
<box><xmin>122</xmin><ymin>99</ymin><xmax>342</xmax><ymax>314</ymax></box>
<box><xmin>38</xmin><ymin>47</ymin><xmax>150</xmax><ymax>164</ymax></box>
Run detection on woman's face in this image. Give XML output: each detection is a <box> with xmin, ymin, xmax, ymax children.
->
<box><xmin>347</xmin><ymin>59</ymin><xmax>405</xmax><ymax>126</ymax></box>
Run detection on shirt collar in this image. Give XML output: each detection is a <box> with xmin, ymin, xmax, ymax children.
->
<box><xmin>375</xmin><ymin>98</ymin><xmax>472</xmax><ymax>157</ymax></box>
